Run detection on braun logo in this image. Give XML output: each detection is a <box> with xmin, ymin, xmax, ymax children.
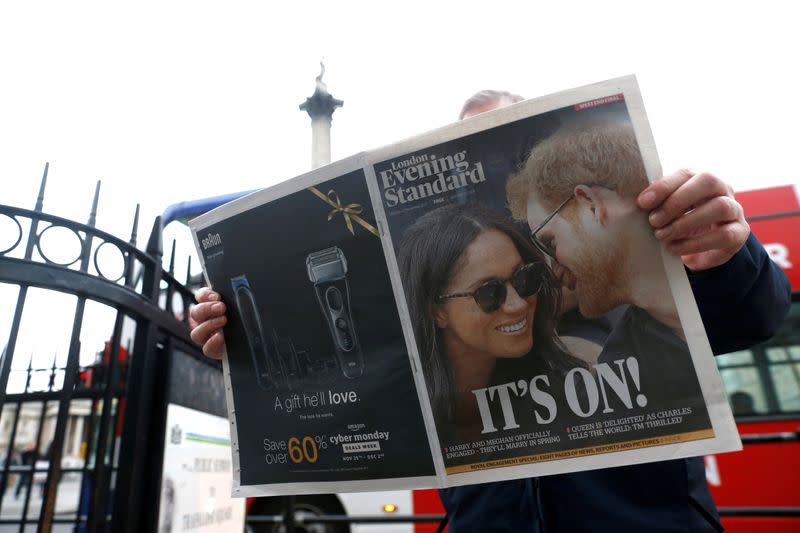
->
<box><xmin>202</xmin><ymin>233</ymin><xmax>222</xmax><ymax>250</ymax></box>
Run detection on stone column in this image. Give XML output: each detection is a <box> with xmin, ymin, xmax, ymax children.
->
<box><xmin>299</xmin><ymin>63</ymin><xmax>343</xmax><ymax>169</ymax></box>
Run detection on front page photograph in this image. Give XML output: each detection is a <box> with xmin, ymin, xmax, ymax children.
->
<box><xmin>367</xmin><ymin>76</ymin><xmax>739</xmax><ymax>484</ymax></box>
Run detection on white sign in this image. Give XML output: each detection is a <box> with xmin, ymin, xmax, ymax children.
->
<box><xmin>158</xmin><ymin>404</ymin><xmax>246</xmax><ymax>533</ymax></box>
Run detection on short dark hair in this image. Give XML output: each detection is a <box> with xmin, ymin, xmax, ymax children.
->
<box><xmin>458</xmin><ymin>89</ymin><xmax>524</xmax><ymax>120</ymax></box>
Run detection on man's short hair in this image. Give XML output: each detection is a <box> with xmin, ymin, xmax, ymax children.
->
<box><xmin>459</xmin><ymin>89</ymin><xmax>524</xmax><ymax>120</ymax></box>
<box><xmin>506</xmin><ymin>120</ymin><xmax>649</xmax><ymax>220</ymax></box>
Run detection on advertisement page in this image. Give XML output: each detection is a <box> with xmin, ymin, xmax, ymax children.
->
<box><xmin>193</xmin><ymin>161</ymin><xmax>436</xmax><ymax>495</ymax></box>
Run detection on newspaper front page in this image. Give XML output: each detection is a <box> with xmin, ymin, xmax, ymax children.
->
<box><xmin>190</xmin><ymin>76</ymin><xmax>740</xmax><ymax>496</ymax></box>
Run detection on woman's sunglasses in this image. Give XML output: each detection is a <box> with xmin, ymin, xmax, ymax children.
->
<box><xmin>437</xmin><ymin>262</ymin><xmax>549</xmax><ymax>313</ymax></box>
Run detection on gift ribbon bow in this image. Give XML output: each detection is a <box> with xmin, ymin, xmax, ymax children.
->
<box><xmin>308</xmin><ymin>186</ymin><xmax>380</xmax><ymax>237</ymax></box>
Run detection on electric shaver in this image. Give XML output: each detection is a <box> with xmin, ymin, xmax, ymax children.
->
<box><xmin>231</xmin><ymin>275</ymin><xmax>279</xmax><ymax>390</ymax></box>
<box><xmin>306</xmin><ymin>247</ymin><xmax>364</xmax><ymax>379</ymax></box>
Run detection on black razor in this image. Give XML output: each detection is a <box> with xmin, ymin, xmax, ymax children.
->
<box><xmin>306</xmin><ymin>247</ymin><xmax>364</xmax><ymax>379</ymax></box>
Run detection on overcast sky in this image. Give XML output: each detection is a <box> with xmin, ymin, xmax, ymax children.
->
<box><xmin>1</xmin><ymin>1</ymin><xmax>798</xmax><ymax>372</ymax></box>
<box><xmin>3</xmin><ymin>1</ymin><xmax>798</xmax><ymax>232</ymax></box>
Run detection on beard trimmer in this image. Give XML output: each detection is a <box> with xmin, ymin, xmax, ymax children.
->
<box><xmin>231</xmin><ymin>275</ymin><xmax>280</xmax><ymax>389</ymax></box>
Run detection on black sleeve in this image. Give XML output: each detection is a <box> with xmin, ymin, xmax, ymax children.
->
<box><xmin>438</xmin><ymin>479</ymin><xmax>537</xmax><ymax>531</ymax></box>
<box><xmin>688</xmin><ymin>233</ymin><xmax>792</xmax><ymax>355</ymax></box>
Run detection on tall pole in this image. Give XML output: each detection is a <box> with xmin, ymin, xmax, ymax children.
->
<box><xmin>299</xmin><ymin>62</ymin><xmax>343</xmax><ymax>169</ymax></box>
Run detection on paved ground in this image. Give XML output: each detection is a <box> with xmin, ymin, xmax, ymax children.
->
<box><xmin>0</xmin><ymin>526</ymin><xmax>73</xmax><ymax>532</ymax></box>
<box><xmin>0</xmin><ymin>474</ymin><xmax>81</xmax><ymax>530</ymax></box>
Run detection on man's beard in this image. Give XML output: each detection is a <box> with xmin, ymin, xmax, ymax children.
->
<box><xmin>570</xmin><ymin>225</ymin><xmax>625</xmax><ymax>318</ymax></box>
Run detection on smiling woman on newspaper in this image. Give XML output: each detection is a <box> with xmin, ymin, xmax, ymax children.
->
<box><xmin>396</xmin><ymin>204</ymin><xmax>584</xmax><ymax>440</ymax></box>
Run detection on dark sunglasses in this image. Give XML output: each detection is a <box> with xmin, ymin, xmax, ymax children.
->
<box><xmin>437</xmin><ymin>262</ymin><xmax>549</xmax><ymax>313</ymax></box>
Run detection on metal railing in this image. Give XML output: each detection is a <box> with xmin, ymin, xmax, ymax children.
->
<box><xmin>0</xmin><ymin>163</ymin><xmax>203</xmax><ymax>532</ymax></box>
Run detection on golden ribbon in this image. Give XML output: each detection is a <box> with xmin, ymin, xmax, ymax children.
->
<box><xmin>307</xmin><ymin>186</ymin><xmax>380</xmax><ymax>237</ymax></box>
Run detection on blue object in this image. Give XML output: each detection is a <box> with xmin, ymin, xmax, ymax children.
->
<box><xmin>161</xmin><ymin>189</ymin><xmax>259</xmax><ymax>226</ymax></box>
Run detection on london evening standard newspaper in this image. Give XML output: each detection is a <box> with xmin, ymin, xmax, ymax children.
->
<box><xmin>190</xmin><ymin>76</ymin><xmax>740</xmax><ymax>496</ymax></box>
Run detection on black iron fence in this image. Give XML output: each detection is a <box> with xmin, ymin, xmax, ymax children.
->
<box><xmin>0</xmin><ymin>164</ymin><xmax>203</xmax><ymax>532</ymax></box>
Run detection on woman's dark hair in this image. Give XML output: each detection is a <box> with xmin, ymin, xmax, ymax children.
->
<box><xmin>397</xmin><ymin>204</ymin><xmax>581</xmax><ymax>429</ymax></box>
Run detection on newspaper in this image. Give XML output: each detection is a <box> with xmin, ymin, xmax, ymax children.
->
<box><xmin>190</xmin><ymin>76</ymin><xmax>741</xmax><ymax>496</ymax></box>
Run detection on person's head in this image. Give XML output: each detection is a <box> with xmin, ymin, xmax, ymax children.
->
<box><xmin>459</xmin><ymin>90</ymin><xmax>524</xmax><ymax>120</ymax></box>
<box><xmin>397</xmin><ymin>204</ymin><xmax>575</xmax><ymax>426</ymax></box>
<box><xmin>506</xmin><ymin>121</ymin><xmax>650</xmax><ymax>317</ymax></box>
<box><xmin>730</xmin><ymin>391</ymin><xmax>756</xmax><ymax>416</ymax></box>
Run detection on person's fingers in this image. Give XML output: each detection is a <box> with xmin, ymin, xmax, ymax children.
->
<box><xmin>653</xmin><ymin>195</ymin><xmax>742</xmax><ymax>241</ymax></box>
<box><xmin>195</xmin><ymin>287</ymin><xmax>212</xmax><ymax>303</ymax></box>
<box><xmin>637</xmin><ymin>169</ymin><xmax>694</xmax><ymax>210</ymax></box>
<box><xmin>189</xmin><ymin>300</ymin><xmax>226</xmax><ymax>324</ymax></box>
<box><xmin>681</xmin><ymin>249</ymin><xmax>740</xmax><ymax>272</ymax></box>
<box><xmin>665</xmin><ymin>221</ymin><xmax>749</xmax><ymax>257</ymax></box>
<box><xmin>195</xmin><ymin>287</ymin><xmax>221</xmax><ymax>304</ymax></box>
<box><xmin>647</xmin><ymin>171</ymin><xmax>731</xmax><ymax>228</ymax></box>
<box><xmin>190</xmin><ymin>288</ymin><xmax>227</xmax><ymax>359</ymax></box>
<box><xmin>189</xmin><ymin>314</ymin><xmax>227</xmax><ymax>346</ymax></box>
<box><xmin>203</xmin><ymin>331</ymin><xmax>226</xmax><ymax>360</ymax></box>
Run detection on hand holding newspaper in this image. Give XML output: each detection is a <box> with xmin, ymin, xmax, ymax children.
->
<box><xmin>190</xmin><ymin>76</ymin><xmax>740</xmax><ymax>496</ymax></box>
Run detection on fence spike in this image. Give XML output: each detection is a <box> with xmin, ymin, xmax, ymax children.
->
<box><xmin>168</xmin><ymin>240</ymin><xmax>177</xmax><ymax>275</ymax></box>
<box><xmin>146</xmin><ymin>216</ymin><xmax>163</xmax><ymax>259</ymax></box>
<box><xmin>130</xmin><ymin>204</ymin><xmax>140</xmax><ymax>247</ymax></box>
<box><xmin>34</xmin><ymin>162</ymin><xmax>50</xmax><ymax>212</ymax></box>
<box><xmin>88</xmin><ymin>180</ymin><xmax>101</xmax><ymax>227</ymax></box>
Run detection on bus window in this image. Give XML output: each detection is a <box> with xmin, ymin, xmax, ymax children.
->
<box><xmin>716</xmin><ymin>301</ymin><xmax>800</xmax><ymax>416</ymax></box>
<box><xmin>767</xmin><ymin>344</ymin><xmax>800</xmax><ymax>412</ymax></box>
<box><xmin>717</xmin><ymin>351</ymin><xmax>765</xmax><ymax>415</ymax></box>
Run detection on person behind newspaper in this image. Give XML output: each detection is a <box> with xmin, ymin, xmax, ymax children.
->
<box><xmin>190</xmin><ymin>90</ymin><xmax>792</xmax><ymax>532</ymax></box>
<box><xmin>395</xmin><ymin>203</ymin><xmax>585</xmax><ymax>441</ymax></box>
